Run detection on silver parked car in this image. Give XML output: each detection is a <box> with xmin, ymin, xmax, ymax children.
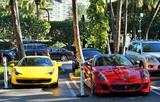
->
<box><xmin>126</xmin><ymin>40</ymin><xmax>160</xmax><ymax>73</ymax></box>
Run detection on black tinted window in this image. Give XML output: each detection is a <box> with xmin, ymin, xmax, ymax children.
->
<box><xmin>83</xmin><ymin>50</ymin><xmax>101</xmax><ymax>59</ymax></box>
<box><xmin>142</xmin><ymin>43</ymin><xmax>160</xmax><ymax>52</ymax></box>
<box><xmin>19</xmin><ymin>57</ymin><xmax>53</xmax><ymax>66</ymax></box>
<box><xmin>24</xmin><ymin>44</ymin><xmax>47</xmax><ymax>50</ymax></box>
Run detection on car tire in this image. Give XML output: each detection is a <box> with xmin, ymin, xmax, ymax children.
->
<box><xmin>11</xmin><ymin>84</ymin><xmax>18</xmax><ymax>89</ymax></box>
<box><xmin>50</xmin><ymin>82</ymin><xmax>58</xmax><ymax>88</ymax></box>
<box><xmin>91</xmin><ymin>79</ymin><xmax>97</xmax><ymax>95</ymax></box>
<box><xmin>141</xmin><ymin>92</ymin><xmax>150</xmax><ymax>96</ymax></box>
<box><xmin>55</xmin><ymin>82</ymin><xmax>58</xmax><ymax>87</ymax></box>
<box><xmin>61</xmin><ymin>55</ymin><xmax>67</xmax><ymax>61</ymax></box>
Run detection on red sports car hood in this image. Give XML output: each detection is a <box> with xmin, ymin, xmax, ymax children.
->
<box><xmin>93</xmin><ymin>66</ymin><xmax>142</xmax><ymax>84</ymax></box>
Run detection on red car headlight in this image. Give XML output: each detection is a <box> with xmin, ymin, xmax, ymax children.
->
<box><xmin>98</xmin><ymin>73</ymin><xmax>107</xmax><ymax>81</ymax></box>
<box><xmin>142</xmin><ymin>71</ymin><xmax>150</xmax><ymax>79</ymax></box>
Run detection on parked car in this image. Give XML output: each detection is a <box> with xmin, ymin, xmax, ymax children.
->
<box><xmin>49</xmin><ymin>48</ymin><xmax>74</xmax><ymax>61</ymax></box>
<box><xmin>24</xmin><ymin>43</ymin><xmax>49</xmax><ymax>56</ymax></box>
<box><xmin>11</xmin><ymin>43</ymin><xmax>49</xmax><ymax>60</ymax></box>
<box><xmin>127</xmin><ymin>40</ymin><xmax>160</xmax><ymax>60</ymax></box>
<box><xmin>0</xmin><ymin>49</ymin><xmax>16</xmax><ymax>62</ymax></box>
<box><xmin>126</xmin><ymin>40</ymin><xmax>160</xmax><ymax>74</ymax></box>
<box><xmin>62</xmin><ymin>45</ymin><xmax>76</xmax><ymax>56</ymax></box>
<box><xmin>126</xmin><ymin>51</ymin><xmax>160</xmax><ymax>76</ymax></box>
<box><xmin>83</xmin><ymin>54</ymin><xmax>150</xmax><ymax>95</ymax></box>
<box><xmin>72</xmin><ymin>48</ymin><xmax>102</xmax><ymax>71</ymax></box>
<box><xmin>10</xmin><ymin>56</ymin><xmax>61</xmax><ymax>87</ymax></box>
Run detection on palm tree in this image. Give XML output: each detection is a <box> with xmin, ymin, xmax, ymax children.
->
<box><xmin>144</xmin><ymin>0</ymin><xmax>160</xmax><ymax>40</ymax></box>
<box><xmin>122</xmin><ymin>0</ymin><xmax>128</xmax><ymax>55</ymax></box>
<box><xmin>10</xmin><ymin>0</ymin><xmax>25</xmax><ymax>59</ymax></box>
<box><xmin>114</xmin><ymin>0</ymin><xmax>123</xmax><ymax>53</ymax></box>
<box><xmin>131</xmin><ymin>0</ymin><xmax>160</xmax><ymax>40</ymax></box>
<box><xmin>72</xmin><ymin>0</ymin><xmax>85</xmax><ymax>96</ymax></box>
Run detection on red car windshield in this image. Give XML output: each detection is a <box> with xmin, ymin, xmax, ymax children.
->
<box><xmin>95</xmin><ymin>55</ymin><xmax>133</xmax><ymax>66</ymax></box>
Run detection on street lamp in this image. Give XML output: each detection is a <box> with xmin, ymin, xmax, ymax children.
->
<box><xmin>40</xmin><ymin>8</ymin><xmax>50</xmax><ymax>21</ymax></box>
<box><xmin>35</xmin><ymin>0</ymin><xmax>41</xmax><ymax>18</ymax></box>
<box><xmin>138</xmin><ymin>13</ymin><xmax>143</xmax><ymax>40</ymax></box>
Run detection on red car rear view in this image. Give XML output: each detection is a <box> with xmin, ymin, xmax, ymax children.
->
<box><xmin>84</xmin><ymin>54</ymin><xmax>150</xmax><ymax>95</ymax></box>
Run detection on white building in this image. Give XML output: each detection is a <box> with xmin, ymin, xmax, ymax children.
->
<box><xmin>42</xmin><ymin>0</ymin><xmax>89</xmax><ymax>21</ymax></box>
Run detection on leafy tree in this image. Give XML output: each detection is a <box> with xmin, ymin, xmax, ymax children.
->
<box><xmin>0</xmin><ymin>15</ymin><xmax>13</xmax><ymax>39</ymax></box>
<box><xmin>17</xmin><ymin>0</ymin><xmax>36</xmax><ymax>17</ymax></box>
<box><xmin>21</xmin><ymin>16</ymin><xmax>51</xmax><ymax>40</ymax></box>
<box><xmin>0</xmin><ymin>0</ymin><xmax>10</xmax><ymax>16</ymax></box>
<box><xmin>143</xmin><ymin>12</ymin><xmax>160</xmax><ymax>39</ymax></box>
<box><xmin>49</xmin><ymin>20</ymin><xmax>74</xmax><ymax>45</ymax></box>
<box><xmin>48</xmin><ymin>20</ymin><xmax>90</xmax><ymax>47</ymax></box>
<box><xmin>87</xmin><ymin>0</ymin><xmax>110</xmax><ymax>52</ymax></box>
<box><xmin>126</xmin><ymin>0</ymin><xmax>160</xmax><ymax>40</ymax></box>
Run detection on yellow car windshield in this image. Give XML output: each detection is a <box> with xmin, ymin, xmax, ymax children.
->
<box><xmin>18</xmin><ymin>57</ymin><xmax>53</xmax><ymax>67</ymax></box>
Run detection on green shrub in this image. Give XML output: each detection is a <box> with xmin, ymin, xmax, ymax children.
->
<box><xmin>74</xmin><ymin>68</ymin><xmax>81</xmax><ymax>77</ymax></box>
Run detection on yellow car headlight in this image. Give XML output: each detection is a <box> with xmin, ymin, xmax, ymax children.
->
<box><xmin>14</xmin><ymin>68</ymin><xmax>22</xmax><ymax>75</ymax></box>
<box><xmin>47</xmin><ymin>69</ymin><xmax>54</xmax><ymax>75</ymax></box>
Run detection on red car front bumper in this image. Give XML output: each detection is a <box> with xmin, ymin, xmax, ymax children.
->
<box><xmin>94</xmin><ymin>80</ymin><xmax>150</xmax><ymax>94</ymax></box>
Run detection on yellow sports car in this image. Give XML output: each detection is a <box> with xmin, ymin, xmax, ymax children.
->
<box><xmin>10</xmin><ymin>56</ymin><xmax>61</xmax><ymax>87</ymax></box>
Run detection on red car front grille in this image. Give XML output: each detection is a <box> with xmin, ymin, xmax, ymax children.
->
<box><xmin>111</xmin><ymin>84</ymin><xmax>141</xmax><ymax>91</ymax></box>
<box><xmin>16</xmin><ymin>79</ymin><xmax>51</xmax><ymax>83</ymax></box>
<box><xmin>100</xmin><ymin>84</ymin><xmax>109</xmax><ymax>90</ymax></box>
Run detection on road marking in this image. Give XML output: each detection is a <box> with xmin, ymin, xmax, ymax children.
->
<box><xmin>73</xmin><ymin>81</ymin><xmax>80</xmax><ymax>89</ymax></box>
<box><xmin>151</xmin><ymin>89</ymin><xmax>160</xmax><ymax>95</ymax></box>
<box><xmin>59</xmin><ymin>81</ymin><xmax>80</xmax><ymax>84</ymax></box>
<box><xmin>58</xmin><ymin>61</ymin><xmax>72</xmax><ymax>64</ymax></box>
<box><xmin>65</xmin><ymin>81</ymin><xmax>76</xmax><ymax>96</ymax></box>
<box><xmin>151</xmin><ymin>86</ymin><xmax>160</xmax><ymax>90</ymax></box>
<box><xmin>151</xmin><ymin>86</ymin><xmax>160</xmax><ymax>95</ymax></box>
<box><xmin>30</xmin><ymin>97</ymin><xmax>79</xmax><ymax>102</ymax></box>
<box><xmin>0</xmin><ymin>90</ymin><xmax>10</xmax><ymax>93</ymax></box>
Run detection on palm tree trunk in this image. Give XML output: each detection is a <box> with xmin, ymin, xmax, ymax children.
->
<box><xmin>122</xmin><ymin>0</ymin><xmax>128</xmax><ymax>55</ymax></box>
<box><xmin>131</xmin><ymin>0</ymin><xmax>137</xmax><ymax>39</ymax></box>
<box><xmin>145</xmin><ymin>1</ymin><xmax>160</xmax><ymax>40</ymax></box>
<box><xmin>109</xmin><ymin>0</ymin><xmax>116</xmax><ymax>37</ymax></box>
<box><xmin>10</xmin><ymin>0</ymin><xmax>25</xmax><ymax>59</ymax></box>
<box><xmin>109</xmin><ymin>0</ymin><xmax>115</xmax><ymax>53</ymax></box>
<box><xmin>114</xmin><ymin>0</ymin><xmax>123</xmax><ymax>53</ymax></box>
<box><xmin>72</xmin><ymin>0</ymin><xmax>85</xmax><ymax>96</ymax></box>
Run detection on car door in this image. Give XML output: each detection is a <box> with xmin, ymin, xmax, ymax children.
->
<box><xmin>84</xmin><ymin>59</ymin><xmax>94</xmax><ymax>88</ymax></box>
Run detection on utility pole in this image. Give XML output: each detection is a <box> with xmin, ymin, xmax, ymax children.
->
<box><xmin>40</xmin><ymin>8</ymin><xmax>50</xmax><ymax>21</ymax></box>
<box><xmin>138</xmin><ymin>13</ymin><xmax>143</xmax><ymax>40</ymax></box>
<box><xmin>72</xmin><ymin>0</ymin><xmax>87</xmax><ymax>97</ymax></box>
<box><xmin>35</xmin><ymin>0</ymin><xmax>41</xmax><ymax>18</ymax></box>
<box><xmin>10</xmin><ymin>0</ymin><xmax>25</xmax><ymax>59</ymax></box>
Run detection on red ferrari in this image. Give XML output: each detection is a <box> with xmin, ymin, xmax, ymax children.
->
<box><xmin>84</xmin><ymin>54</ymin><xmax>150</xmax><ymax>95</ymax></box>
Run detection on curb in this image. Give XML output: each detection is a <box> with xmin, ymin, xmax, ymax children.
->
<box><xmin>69</xmin><ymin>73</ymin><xmax>80</xmax><ymax>81</ymax></box>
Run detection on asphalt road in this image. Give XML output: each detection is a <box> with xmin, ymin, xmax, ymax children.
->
<box><xmin>0</xmin><ymin>61</ymin><xmax>160</xmax><ymax>102</ymax></box>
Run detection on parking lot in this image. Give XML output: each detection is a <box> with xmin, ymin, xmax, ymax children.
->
<box><xmin>0</xmin><ymin>61</ymin><xmax>160</xmax><ymax>102</ymax></box>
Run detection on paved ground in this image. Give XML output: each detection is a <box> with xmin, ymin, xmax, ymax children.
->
<box><xmin>0</xmin><ymin>61</ymin><xmax>160</xmax><ymax>102</ymax></box>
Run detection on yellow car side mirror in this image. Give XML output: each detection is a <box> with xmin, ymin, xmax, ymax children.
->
<box><xmin>57</xmin><ymin>63</ymin><xmax>62</xmax><ymax>68</ymax></box>
<box><xmin>52</xmin><ymin>61</ymin><xmax>62</xmax><ymax>68</ymax></box>
<box><xmin>10</xmin><ymin>63</ymin><xmax>15</xmax><ymax>67</ymax></box>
